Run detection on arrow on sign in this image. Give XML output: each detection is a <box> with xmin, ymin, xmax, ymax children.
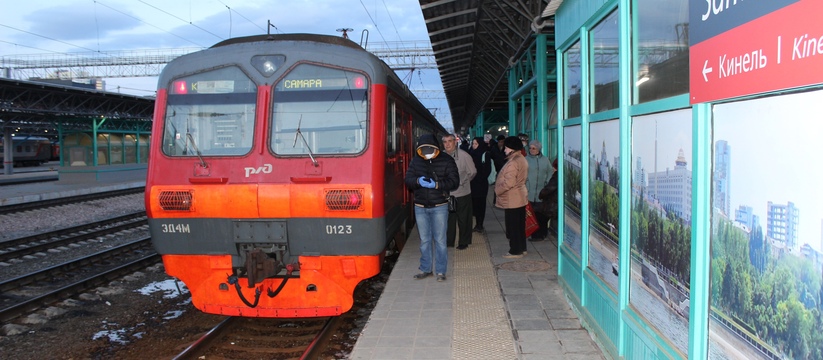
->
<box><xmin>702</xmin><ymin>60</ymin><xmax>713</xmax><ymax>82</ymax></box>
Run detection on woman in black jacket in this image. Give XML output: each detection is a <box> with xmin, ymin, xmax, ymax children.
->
<box><xmin>537</xmin><ymin>159</ymin><xmax>559</xmax><ymax>234</ymax></box>
<box><xmin>468</xmin><ymin>136</ymin><xmax>492</xmax><ymax>232</ymax></box>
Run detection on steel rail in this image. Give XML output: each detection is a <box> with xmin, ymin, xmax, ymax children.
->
<box><xmin>0</xmin><ymin>212</ymin><xmax>147</xmax><ymax>263</ymax></box>
<box><xmin>0</xmin><ymin>237</ymin><xmax>158</xmax><ymax>323</ymax></box>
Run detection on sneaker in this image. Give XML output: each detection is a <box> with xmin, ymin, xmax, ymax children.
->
<box><xmin>456</xmin><ymin>244</ymin><xmax>468</xmax><ymax>250</ymax></box>
<box><xmin>436</xmin><ymin>273</ymin><xmax>446</xmax><ymax>282</ymax></box>
<box><xmin>503</xmin><ymin>252</ymin><xmax>524</xmax><ymax>259</ymax></box>
<box><xmin>472</xmin><ymin>226</ymin><xmax>485</xmax><ymax>233</ymax></box>
<box><xmin>413</xmin><ymin>272</ymin><xmax>432</xmax><ymax>279</ymax></box>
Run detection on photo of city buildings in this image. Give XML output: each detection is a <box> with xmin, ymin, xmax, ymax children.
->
<box><xmin>563</xmin><ymin>125</ymin><xmax>582</xmax><ymax>257</ymax></box>
<box><xmin>709</xmin><ymin>90</ymin><xmax>823</xmax><ymax>359</ymax></box>
<box><xmin>588</xmin><ymin>120</ymin><xmax>620</xmax><ymax>291</ymax></box>
<box><xmin>630</xmin><ymin>109</ymin><xmax>692</xmax><ymax>355</ymax></box>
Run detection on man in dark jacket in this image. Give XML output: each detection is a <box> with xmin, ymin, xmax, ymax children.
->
<box><xmin>404</xmin><ymin>134</ymin><xmax>459</xmax><ymax>282</ymax></box>
<box><xmin>489</xmin><ymin>134</ymin><xmax>507</xmax><ymax>174</ymax></box>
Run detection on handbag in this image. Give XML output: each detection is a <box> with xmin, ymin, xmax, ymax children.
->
<box><xmin>448</xmin><ymin>195</ymin><xmax>457</xmax><ymax>213</ymax></box>
<box><xmin>525</xmin><ymin>202</ymin><xmax>539</xmax><ymax>237</ymax></box>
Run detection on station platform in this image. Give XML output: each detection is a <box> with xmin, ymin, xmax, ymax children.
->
<box><xmin>0</xmin><ymin>171</ymin><xmax>144</xmax><ymax>207</ymax></box>
<box><xmin>1</xmin><ymin>171</ymin><xmax>607</xmax><ymax>359</ymax></box>
<box><xmin>349</xmin><ymin>196</ymin><xmax>608</xmax><ymax>360</ymax></box>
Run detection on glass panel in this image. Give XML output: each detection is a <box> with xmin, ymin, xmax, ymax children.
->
<box><xmin>139</xmin><ymin>135</ymin><xmax>150</xmax><ymax>164</ymax></box>
<box><xmin>109</xmin><ymin>134</ymin><xmax>123</xmax><ymax>164</ymax></box>
<box><xmin>565</xmin><ymin>41</ymin><xmax>582</xmax><ymax>119</ymax></box>
<box><xmin>162</xmin><ymin>66</ymin><xmax>256</xmax><ymax>157</ymax></box>
<box><xmin>97</xmin><ymin>134</ymin><xmax>110</xmax><ymax>165</ymax></box>
<box><xmin>271</xmin><ymin>64</ymin><xmax>368</xmax><ymax>155</ymax></box>
<box><xmin>387</xmin><ymin>100</ymin><xmax>395</xmax><ymax>153</ymax></box>
<box><xmin>591</xmin><ymin>11</ymin><xmax>619</xmax><ymax>112</ymax></box>
<box><xmin>709</xmin><ymin>90</ymin><xmax>823</xmax><ymax>360</ymax></box>
<box><xmin>562</xmin><ymin>125</ymin><xmax>582</xmax><ymax>257</ymax></box>
<box><xmin>630</xmin><ymin>109</ymin><xmax>692</xmax><ymax>356</ymax></box>
<box><xmin>588</xmin><ymin>119</ymin><xmax>619</xmax><ymax>292</ymax></box>
<box><xmin>124</xmin><ymin>135</ymin><xmax>137</xmax><ymax>164</ymax></box>
<box><xmin>634</xmin><ymin>0</ymin><xmax>689</xmax><ymax>103</ymax></box>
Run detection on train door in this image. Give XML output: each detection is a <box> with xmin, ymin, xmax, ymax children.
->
<box><xmin>385</xmin><ymin>99</ymin><xmax>404</xmax><ymax>211</ymax></box>
<box><xmin>399</xmin><ymin>111</ymin><xmax>412</xmax><ymax>205</ymax></box>
<box><xmin>385</xmin><ymin>98</ymin><xmax>411</xmax><ymax>251</ymax></box>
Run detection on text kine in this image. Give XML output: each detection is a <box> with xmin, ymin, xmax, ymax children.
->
<box><xmin>717</xmin><ymin>34</ymin><xmax>823</xmax><ymax>78</ymax></box>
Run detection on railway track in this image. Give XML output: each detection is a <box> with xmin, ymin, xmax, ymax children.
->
<box><xmin>0</xmin><ymin>187</ymin><xmax>144</xmax><ymax>215</ymax></box>
<box><xmin>0</xmin><ymin>237</ymin><xmax>159</xmax><ymax>323</ymax></box>
<box><xmin>0</xmin><ymin>211</ymin><xmax>147</xmax><ymax>263</ymax></box>
<box><xmin>173</xmin><ymin>316</ymin><xmax>341</xmax><ymax>360</ymax></box>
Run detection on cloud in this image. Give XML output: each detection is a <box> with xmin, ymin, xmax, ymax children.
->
<box><xmin>21</xmin><ymin>3</ymin><xmax>142</xmax><ymax>51</ymax></box>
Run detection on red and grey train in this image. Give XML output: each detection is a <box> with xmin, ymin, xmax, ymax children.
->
<box><xmin>146</xmin><ymin>33</ymin><xmax>446</xmax><ymax>317</ymax></box>
<box><xmin>0</xmin><ymin>136</ymin><xmax>53</xmax><ymax>167</ymax></box>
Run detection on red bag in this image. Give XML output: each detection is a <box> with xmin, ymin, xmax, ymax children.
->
<box><xmin>525</xmin><ymin>202</ymin><xmax>539</xmax><ymax>238</ymax></box>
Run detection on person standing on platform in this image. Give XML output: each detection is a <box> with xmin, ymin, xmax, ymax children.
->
<box><xmin>489</xmin><ymin>134</ymin><xmax>507</xmax><ymax>175</ymax></box>
<box><xmin>468</xmin><ymin>136</ymin><xmax>492</xmax><ymax>233</ymax></box>
<box><xmin>458</xmin><ymin>135</ymin><xmax>470</xmax><ymax>152</ymax></box>
<box><xmin>525</xmin><ymin>140</ymin><xmax>552</xmax><ymax>241</ymax></box>
<box><xmin>495</xmin><ymin>136</ymin><xmax>529</xmax><ymax>258</ymax></box>
<box><xmin>517</xmin><ymin>134</ymin><xmax>530</xmax><ymax>156</ymax></box>
<box><xmin>442</xmin><ymin>134</ymin><xmax>476</xmax><ymax>250</ymax></box>
<box><xmin>404</xmin><ymin>134</ymin><xmax>459</xmax><ymax>282</ymax></box>
<box><xmin>538</xmin><ymin>159</ymin><xmax>560</xmax><ymax>235</ymax></box>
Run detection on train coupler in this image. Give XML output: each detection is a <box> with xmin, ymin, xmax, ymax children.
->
<box><xmin>244</xmin><ymin>248</ymin><xmax>283</xmax><ymax>287</ymax></box>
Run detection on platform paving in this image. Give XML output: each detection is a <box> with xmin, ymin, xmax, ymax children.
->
<box><xmin>0</xmin><ymin>172</ymin><xmax>144</xmax><ymax>206</ymax></box>
<box><xmin>349</xmin><ymin>194</ymin><xmax>608</xmax><ymax>360</ymax></box>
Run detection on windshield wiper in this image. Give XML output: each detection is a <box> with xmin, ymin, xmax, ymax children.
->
<box><xmin>186</xmin><ymin>132</ymin><xmax>208</xmax><ymax>169</ymax></box>
<box><xmin>292</xmin><ymin>115</ymin><xmax>318</xmax><ymax>167</ymax></box>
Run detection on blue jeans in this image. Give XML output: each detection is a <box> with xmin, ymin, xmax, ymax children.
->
<box><xmin>415</xmin><ymin>204</ymin><xmax>449</xmax><ymax>275</ymax></box>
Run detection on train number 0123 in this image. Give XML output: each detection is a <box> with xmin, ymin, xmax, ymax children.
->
<box><xmin>326</xmin><ymin>225</ymin><xmax>352</xmax><ymax>234</ymax></box>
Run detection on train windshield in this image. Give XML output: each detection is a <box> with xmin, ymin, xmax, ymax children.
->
<box><xmin>270</xmin><ymin>64</ymin><xmax>368</xmax><ymax>155</ymax></box>
<box><xmin>162</xmin><ymin>66</ymin><xmax>256</xmax><ymax>157</ymax></box>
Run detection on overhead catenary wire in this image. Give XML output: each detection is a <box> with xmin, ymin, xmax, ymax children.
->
<box><xmin>380</xmin><ymin>0</ymin><xmax>403</xmax><ymax>43</ymax></box>
<box><xmin>137</xmin><ymin>0</ymin><xmax>224</xmax><ymax>40</ymax></box>
<box><xmin>0</xmin><ymin>24</ymin><xmax>103</xmax><ymax>55</ymax></box>
<box><xmin>94</xmin><ymin>0</ymin><xmax>208</xmax><ymax>48</ymax></box>
<box><xmin>0</xmin><ymin>39</ymin><xmax>67</xmax><ymax>55</ymax></box>
<box><xmin>216</xmin><ymin>0</ymin><xmax>268</xmax><ymax>34</ymax></box>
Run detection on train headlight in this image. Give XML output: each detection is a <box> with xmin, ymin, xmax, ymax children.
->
<box><xmin>172</xmin><ymin>80</ymin><xmax>188</xmax><ymax>94</ymax></box>
<box><xmin>159</xmin><ymin>190</ymin><xmax>194</xmax><ymax>211</ymax></box>
<box><xmin>325</xmin><ymin>189</ymin><xmax>363</xmax><ymax>211</ymax></box>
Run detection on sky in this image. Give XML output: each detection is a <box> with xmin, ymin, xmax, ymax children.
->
<box><xmin>715</xmin><ymin>90</ymin><xmax>823</xmax><ymax>253</ymax></box>
<box><xmin>0</xmin><ymin>0</ymin><xmax>452</xmax><ymax>130</ymax></box>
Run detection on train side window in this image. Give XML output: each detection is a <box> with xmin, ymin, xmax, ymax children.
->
<box><xmin>162</xmin><ymin>66</ymin><xmax>256</xmax><ymax>157</ymax></box>
<box><xmin>270</xmin><ymin>64</ymin><xmax>368</xmax><ymax>155</ymax></box>
<box><xmin>387</xmin><ymin>99</ymin><xmax>395</xmax><ymax>153</ymax></box>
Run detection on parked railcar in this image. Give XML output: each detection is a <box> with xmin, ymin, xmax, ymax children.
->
<box><xmin>145</xmin><ymin>33</ymin><xmax>445</xmax><ymax>318</ymax></box>
<box><xmin>0</xmin><ymin>136</ymin><xmax>52</xmax><ymax>167</ymax></box>
<box><xmin>51</xmin><ymin>141</ymin><xmax>60</xmax><ymax>161</ymax></box>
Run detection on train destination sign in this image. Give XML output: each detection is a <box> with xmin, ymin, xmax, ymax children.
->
<box><xmin>689</xmin><ymin>0</ymin><xmax>823</xmax><ymax>104</ymax></box>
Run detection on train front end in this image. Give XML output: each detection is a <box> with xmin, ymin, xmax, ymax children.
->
<box><xmin>145</xmin><ymin>36</ymin><xmax>388</xmax><ymax>318</ymax></box>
